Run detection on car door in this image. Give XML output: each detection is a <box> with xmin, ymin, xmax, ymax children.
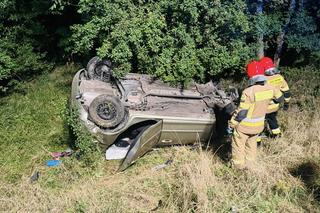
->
<box><xmin>118</xmin><ymin>120</ymin><xmax>163</xmax><ymax>171</ymax></box>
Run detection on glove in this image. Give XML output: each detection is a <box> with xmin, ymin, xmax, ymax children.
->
<box><xmin>283</xmin><ymin>103</ymin><xmax>289</xmax><ymax>111</ymax></box>
<box><xmin>226</xmin><ymin>126</ymin><xmax>234</xmax><ymax>135</ymax></box>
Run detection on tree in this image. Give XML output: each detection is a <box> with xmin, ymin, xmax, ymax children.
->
<box><xmin>249</xmin><ymin>0</ymin><xmax>320</xmax><ymax>66</ymax></box>
<box><xmin>273</xmin><ymin>0</ymin><xmax>297</xmax><ymax>66</ymax></box>
<box><xmin>0</xmin><ymin>0</ymin><xmax>51</xmax><ymax>92</ymax></box>
<box><xmin>256</xmin><ymin>0</ymin><xmax>265</xmax><ymax>59</ymax></box>
<box><xmin>285</xmin><ymin>0</ymin><xmax>320</xmax><ymax>64</ymax></box>
<box><xmin>70</xmin><ymin>0</ymin><xmax>255</xmax><ymax>85</ymax></box>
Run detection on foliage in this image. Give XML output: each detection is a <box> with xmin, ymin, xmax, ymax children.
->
<box><xmin>0</xmin><ymin>0</ymin><xmax>52</xmax><ymax>92</ymax></box>
<box><xmin>287</xmin><ymin>11</ymin><xmax>319</xmax><ymax>52</ymax></box>
<box><xmin>282</xmin><ymin>65</ymin><xmax>320</xmax><ymax>110</ymax></box>
<box><xmin>1</xmin><ymin>0</ymin><xmax>320</xmax><ymax>88</ymax></box>
<box><xmin>253</xmin><ymin>0</ymin><xmax>320</xmax><ymax>63</ymax></box>
<box><xmin>65</xmin><ymin>105</ymin><xmax>101</xmax><ymax>167</ymax></box>
<box><xmin>0</xmin><ymin>65</ymin><xmax>101</xmax><ymax>184</ymax></box>
<box><xmin>0</xmin><ymin>67</ymin><xmax>70</xmax><ymax>183</ymax></box>
<box><xmin>0</xmin><ymin>34</ymin><xmax>49</xmax><ymax>92</ymax></box>
<box><xmin>70</xmin><ymin>0</ymin><xmax>254</xmax><ymax>85</ymax></box>
<box><xmin>68</xmin><ymin>0</ymin><xmax>320</xmax><ymax>83</ymax></box>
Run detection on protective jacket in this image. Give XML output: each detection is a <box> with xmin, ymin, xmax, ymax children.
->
<box><xmin>230</xmin><ymin>82</ymin><xmax>283</xmax><ymax>135</ymax></box>
<box><xmin>266</xmin><ymin>74</ymin><xmax>291</xmax><ymax>113</ymax></box>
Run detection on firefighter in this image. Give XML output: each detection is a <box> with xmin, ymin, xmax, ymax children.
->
<box><xmin>259</xmin><ymin>57</ymin><xmax>291</xmax><ymax>137</ymax></box>
<box><xmin>228</xmin><ymin>61</ymin><xmax>283</xmax><ymax>169</ymax></box>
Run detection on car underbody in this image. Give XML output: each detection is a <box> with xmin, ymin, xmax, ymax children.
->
<box><xmin>70</xmin><ymin>57</ymin><xmax>238</xmax><ymax>170</ymax></box>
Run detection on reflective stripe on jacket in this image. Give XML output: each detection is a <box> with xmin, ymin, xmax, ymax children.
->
<box><xmin>230</xmin><ymin>83</ymin><xmax>283</xmax><ymax>135</ymax></box>
<box><xmin>266</xmin><ymin>74</ymin><xmax>290</xmax><ymax>113</ymax></box>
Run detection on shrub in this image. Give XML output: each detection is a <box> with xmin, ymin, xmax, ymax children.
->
<box><xmin>65</xmin><ymin>104</ymin><xmax>101</xmax><ymax>167</ymax></box>
<box><xmin>71</xmin><ymin>0</ymin><xmax>254</xmax><ymax>85</ymax></box>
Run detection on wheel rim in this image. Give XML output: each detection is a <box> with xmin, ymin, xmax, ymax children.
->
<box><xmin>96</xmin><ymin>102</ymin><xmax>116</xmax><ymax>120</ymax></box>
<box><xmin>95</xmin><ymin>65</ymin><xmax>111</xmax><ymax>81</ymax></box>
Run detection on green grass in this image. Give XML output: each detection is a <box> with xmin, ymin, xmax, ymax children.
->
<box><xmin>0</xmin><ymin>65</ymin><xmax>320</xmax><ymax>212</ymax></box>
<box><xmin>0</xmin><ymin>68</ymin><xmax>72</xmax><ymax>183</ymax></box>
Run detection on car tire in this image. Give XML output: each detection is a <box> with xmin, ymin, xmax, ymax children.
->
<box><xmin>89</xmin><ymin>94</ymin><xmax>126</xmax><ymax>128</ymax></box>
<box><xmin>86</xmin><ymin>56</ymin><xmax>99</xmax><ymax>78</ymax></box>
<box><xmin>87</xmin><ymin>56</ymin><xmax>112</xmax><ymax>82</ymax></box>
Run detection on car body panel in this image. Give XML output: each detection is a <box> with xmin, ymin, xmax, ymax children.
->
<box><xmin>118</xmin><ymin>120</ymin><xmax>163</xmax><ymax>171</ymax></box>
<box><xmin>71</xmin><ymin>69</ymin><xmax>215</xmax><ymax>148</ymax></box>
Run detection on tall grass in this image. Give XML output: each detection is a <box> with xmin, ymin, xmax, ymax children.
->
<box><xmin>0</xmin><ymin>65</ymin><xmax>319</xmax><ymax>212</ymax></box>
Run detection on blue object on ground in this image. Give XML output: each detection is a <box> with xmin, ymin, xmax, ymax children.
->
<box><xmin>47</xmin><ymin>160</ymin><xmax>61</xmax><ymax>167</ymax></box>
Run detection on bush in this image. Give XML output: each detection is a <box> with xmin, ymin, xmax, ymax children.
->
<box><xmin>0</xmin><ymin>1</ymin><xmax>54</xmax><ymax>93</ymax></box>
<box><xmin>0</xmin><ymin>35</ymin><xmax>50</xmax><ymax>92</ymax></box>
<box><xmin>65</xmin><ymin>105</ymin><xmax>101</xmax><ymax>167</ymax></box>
<box><xmin>71</xmin><ymin>0</ymin><xmax>255</xmax><ymax>85</ymax></box>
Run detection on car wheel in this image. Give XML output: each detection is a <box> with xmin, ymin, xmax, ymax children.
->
<box><xmin>87</xmin><ymin>56</ymin><xmax>112</xmax><ymax>82</ymax></box>
<box><xmin>89</xmin><ymin>94</ymin><xmax>126</xmax><ymax>128</ymax></box>
<box><xmin>86</xmin><ymin>56</ymin><xmax>99</xmax><ymax>77</ymax></box>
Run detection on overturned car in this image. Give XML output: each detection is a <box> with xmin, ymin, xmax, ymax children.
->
<box><xmin>70</xmin><ymin>57</ymin><xmax>238</xmax><ymax>170</ymax></box>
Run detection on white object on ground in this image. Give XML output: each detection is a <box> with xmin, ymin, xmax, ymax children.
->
<box><xmin>105</xmin><ymin>138</ymin><xmax>131</xmax><ymax>160</ymax></box>
<box><xmin>105</xmin><ymin>144</ymin><xmax>130</xmax><ymax>160</ymax></box>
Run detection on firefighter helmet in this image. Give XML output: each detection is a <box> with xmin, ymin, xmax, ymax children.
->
<box><xmin>260</xmin><ymin>57</ymin><xmax>277</xmax><ymax>75</ymax></box>
<box><xmin>246</xmin><ymin>61</ymin><xmax>264</xmax><ymax>79</ymax></box>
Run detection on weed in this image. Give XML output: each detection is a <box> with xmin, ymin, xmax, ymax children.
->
<box><xmin>74</xmin><ymin>200</ymin><xmax>88</xmax><ymax>213</ymax></box>
<box><xmin>65</xmin><ymin>106</ymin><xmax>101</xmax><ymax>168</ymax></box>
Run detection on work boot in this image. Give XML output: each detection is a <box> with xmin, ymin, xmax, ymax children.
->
<box><xmin>270</xmin><ymin>128</ymin><xmax>281</xmax><ymax>138</ymax></box>
<box><xmin>270</xmin><ymin>133</ymin><xmax>281</xmax><ymax>139</ymax></box>
<box><xmin>257</xmin><ymin>133</ymin><xmax>267</xmax><ymax>147</ymax></box>
<box><xmin>256</xmin><ymin>136</ymin><xmax>262</xmax><ymax>147</ymax></box>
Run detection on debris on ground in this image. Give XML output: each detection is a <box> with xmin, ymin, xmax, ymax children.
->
<box><xmin>153</xmin><ymin>159</ymin><xmax>173</xmax><ymax>171</ymax></box>
<box><xmin>151</xmin><ymin>200</ymin><xmax>163</xmax><ymax>211</ymax></box>
<box><xmin>46</xmin><ymin>160</ymin><xmax>61</xmax><ymax>167</ymax></box>
<box><xmin>230</xmin><ymin>206</ymin><xmax>239</xmax><ymax>213</ymax></box>
<box><xmin>50</xmin><ymin>148</ymin><xmax>73</xmax><ymax>159</ymax></box>
<box><xmin>105</xmin><ymin>138</ymin><xmax>130</xmax><ymax>160</ymax></box>
<box><xmin>30</xmin><ymin>171</ymin><xmax>40</xmax><ymax>183</ymax></box>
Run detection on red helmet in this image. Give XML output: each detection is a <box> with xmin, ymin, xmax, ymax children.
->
<box><xmin>259</xmin><ymin>57</ymin><xmax>276</xmax><ymax>71</ymax></box>
<box><xmin>246</xmin><ymin>61</ymin><xmax>264</xmax><ymax>79</ymax></box>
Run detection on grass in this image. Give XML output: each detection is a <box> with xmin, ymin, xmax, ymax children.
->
<box><xmin>0</xmin><ymin>65</ymin><xmax>320</xmax><ymax>212</ymax></box>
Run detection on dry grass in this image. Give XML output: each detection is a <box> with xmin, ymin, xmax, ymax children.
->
<box><xmin>1</xmin><ymin>105</ymin><xmax>319</xmax><ymax>212</ymax></box>
<box><xmin>0</xmin><ymin>66</ymin><xmax>320</xmax><ymax>212</ymax></box>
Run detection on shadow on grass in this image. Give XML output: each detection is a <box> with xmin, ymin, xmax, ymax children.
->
<box><xmin>63</xmin><ymin>102</ymin><xmax>77</xmax><ymax>150</ymax></box>
<box><xmin>207</xmin><ymin>106</ymin><xmax>233</xmax><ymax>163</ymax></box>
<box><xmin>47</xmin><ymin>97</ymin><xmax>77</xmax><ymax>153</ymax></box>
<box><xmin>290</xmin><ymin>161</ymin><xmax>320</xmax><ymax>202</ymax></box>
<box><xmin>48</xmin><ymin>120</ymin><xmax>76</xmax><ymax>150</ymax></box>
<box><xmin>51</xmin><ymin>64</ymin><xmax>80</xmax><ymax>94</ymax></box>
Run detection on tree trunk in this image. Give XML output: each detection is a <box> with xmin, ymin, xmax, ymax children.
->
<box><xmin>257</xmin><ymin>0</ymin><xmax>264</xmax><ymax>59</ymax></box>
<box><xmin>274</xmin><ymin>0</ymin><xmax>297</xmax><ymax>66</ymax></box>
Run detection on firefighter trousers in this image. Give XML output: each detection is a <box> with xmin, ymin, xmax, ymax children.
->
<box><xmin>266</xmin><ymin>112</ymin><xmax>281</xmax><ymax>135</ymax></box>
<box><xmin>231</xmin><ymin>128</ymin><xmax>258</xmax><ymax>168</ymax></box>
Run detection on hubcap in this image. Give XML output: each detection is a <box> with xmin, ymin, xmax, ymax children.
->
<box><xmin>97</xmin><ymin>102</ymin><xmax>116</xmax><ymax>120</ymax></box>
